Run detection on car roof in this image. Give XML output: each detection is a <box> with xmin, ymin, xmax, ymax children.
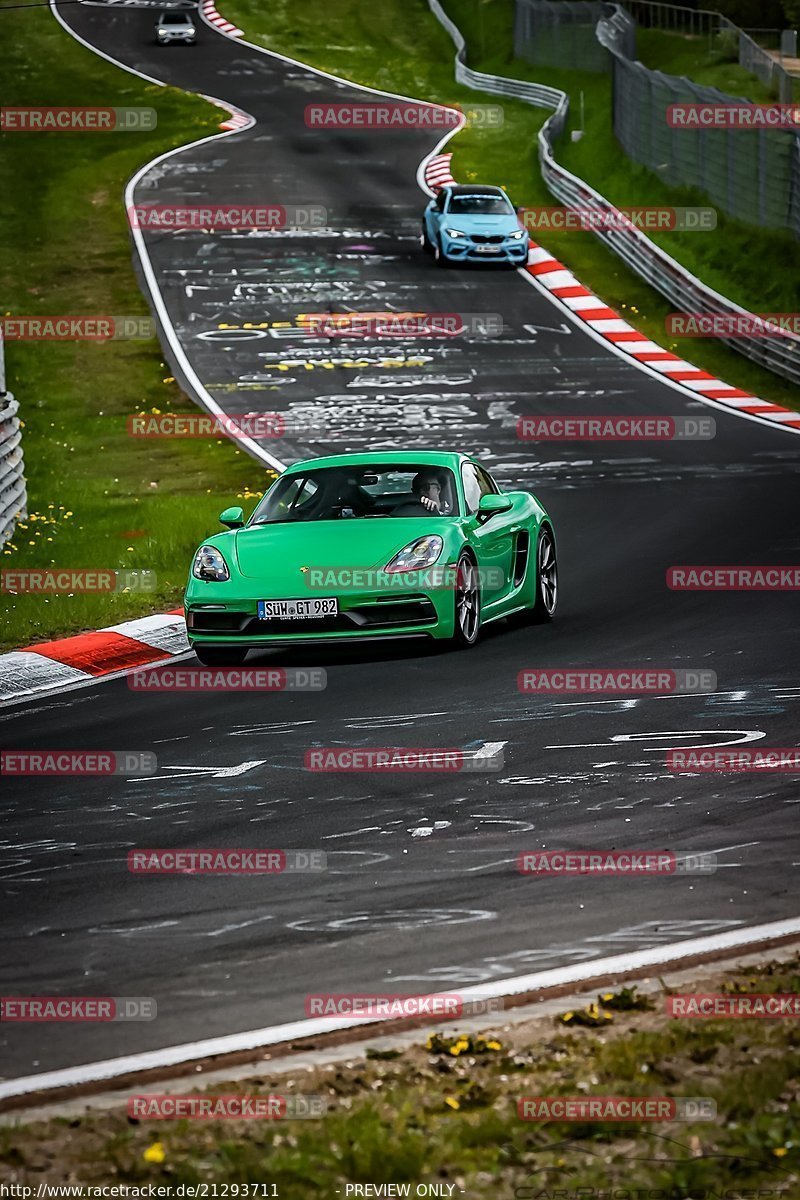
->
<box><xmin>284</xmin><ymin>450</ymin><xmax>473</xmax><ymax>473</ymax></box>
<box><xmin>445</xmin><ymin>185</ymin><xmax>506</xmax><ymax>196</ymax></box>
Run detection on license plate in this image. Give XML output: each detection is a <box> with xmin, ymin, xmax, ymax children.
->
<box><xmin>475</xmin><ymin>245</ymin><xmax>500</xmax><ymax>254</ymax></box>
<box><xmin>258</xmin><ymin>597</ymin><xmax>338</xmax><ymax>620</ymax></box>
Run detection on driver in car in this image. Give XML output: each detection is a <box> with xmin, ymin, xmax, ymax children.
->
<box><xmin>411</xmin><ymin>472</ymin><xmax>450</xmax><ymax>514</ymax></box>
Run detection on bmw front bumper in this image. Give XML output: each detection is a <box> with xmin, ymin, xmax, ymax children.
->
<box><xmin>441</xmin><ymin>235</ymin><xmax>528</xmax><ymax>264</ymax></box>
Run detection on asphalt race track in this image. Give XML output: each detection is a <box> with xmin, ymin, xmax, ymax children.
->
<box><xmin>1</xmin><ymin>1</ymin><xmax>799</xmax><ymax>1083</ymax></box>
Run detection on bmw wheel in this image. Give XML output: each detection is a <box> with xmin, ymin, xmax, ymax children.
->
<box><xmin>421</xmin><ymin>221</ymin><xmax>433</xmax><ymax>254</ymax></box>
<box><xmin>451</xmin><ymin>552</ymin><xmax>481</xmax><ymax>647</ymax></box>
<box><xmin>433</xmin><ymin>238</ymin><xmax>449</xmax><ymax>268</ymax></box>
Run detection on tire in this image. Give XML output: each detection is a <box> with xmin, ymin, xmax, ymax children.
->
<box><xmin>528</xmin><ymin>525</ymin><xmax>558</xmax><ymax>624</ymax></box>
<box><xmin>433</xmin><ymin>238</ymin><xmax>449</xmax><ymax>268</ymax></box>
<box><xmin>421</xmin><ymin>221</ymin><xmax>433</xmax><ymax>254</ymax></box>
<box><xmin>193</xmin><ymin>645</ymin><xmax>249</xmax><ymax>666</ymax></box>
<box><xmin>451</xmin><ymin>552</ymin><xmax>481</xmax><ymax>647</ymax></box>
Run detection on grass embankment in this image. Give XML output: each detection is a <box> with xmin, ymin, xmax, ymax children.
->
<box><xmin>0</xmin><ymin>9</ymin><xmax>273</xmax><ymax>652</ymax></box>
<box><xmin>221</xmin><ymin>0</ymin><xmax>800</xmax><ymax>411</ymax></box>
<box><xmin>2</xmin><ymin>954</ymin><xmax>799</xmax><ymax>1195</ymax></box>
<box><xmin>636</xmin><ymin>27</ymin><xmax>777</xmax><ymax>101</ymax></box>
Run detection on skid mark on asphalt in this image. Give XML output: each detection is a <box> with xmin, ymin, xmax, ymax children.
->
<box><xmin>388</xmin><ymin>918</ymin><xmax>745</xmax><ymax>983</ymax></box>
<box><xmin>287</xmin><ymin>908</ymin><xmax>496</xmax><ymax>934</ymax></box>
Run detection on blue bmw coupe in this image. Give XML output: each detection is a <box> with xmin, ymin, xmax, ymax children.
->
<box><xmin>422</xmin><ymin>184</ymin><xmax>529</xmax><ymax>267</ymax></box>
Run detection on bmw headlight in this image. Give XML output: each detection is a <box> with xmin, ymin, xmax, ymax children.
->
<box><xmin>158</xmin><ymin>28</ymin><xmax>168</xmax><ymax>35</ymax></box>
<box><xmin>193</xmin><ymin>545</ymin><xmax>230</xmax><ymax>582</ymax></box>
<box><xmin>385</xmin><ymin>536</ymin><xmax>443</xmax><ymax>573</ymax></box>
<box><xmin>444</xmin><ymin>228</ymin><xmax>466</xmax><ymax>238</ymax></box>
<box><xmin>508</xmin><ymin>229</ymin><xmax>527</xmax><ymax>240</ymax></box>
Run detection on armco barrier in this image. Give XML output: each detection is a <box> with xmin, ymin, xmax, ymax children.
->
<box><xmin>0</xmin><ymin>329</ymin><xmax>27</xmax><ymax>546</ymax></box>
<box><xmin>426</xmin><ymin>0</ymin><xmax>800</xmax><ymax>386</ymax></box>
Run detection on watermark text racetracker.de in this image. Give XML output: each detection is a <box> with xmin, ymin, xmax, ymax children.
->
<box><xmin>667</xmin><ymin>565</ymin><xmax>800</xmax><ymax>590</ymax></box>
<box><xmin>517</xmin><ymin>668</ymin><xmax>717</xmax><ymax>694</ymax></box>
<box><xmin>301</xmin><ymin>566</ymin><xmax>505</xmax><ymax>593</ymax></box>
<box><xmin>2</xmin><ymin>569</ymin><xmax>156</xmax><ymax>594</ymax></box>
<box><xmin>1</xmin><ymin>316</ymin><xmax>155</xmax><ymax>341</ymax></box>
<box><xmin>297</xmin><ymin>312</ymin><xmax>504</xmax><ymax>338</ymax></box>
<box><xmin>128</xmin><ymin>667</ymin><xmax>326</xmax><ymax>692</ymax></box>
<box><xmin>519</xmin><ymin>205</ymin><xmax>716</xmax><ymax>232</ymax></box>
<box><xmin>667</xmin><ymin>102</ymin><xmax>800</xmax><ymax>129</ymax></box>
<box><xmin>667</xmin><ymin>748</ymin><xmax>800</xmax><ymax>772</ymax></box>
<box><xmin>303</xmin><ymin>101</ymin><xmax>502</xmax><ymax>129</ymax></box>
<box><xmin>667</xmin><ymin>312</ymin><xmax>800</xmax><ymax>338</ymax></box>
<box><xmin>667</xmin><ymin>992</ymin><xmax>800</xmax><ymax>1017</ymax></box>
<box><xmin>1</xmin><ymin>751</ymin><xmax>156</xmax><ymax>776</ymax></box>
<box><xmin>128</xmin><ymin>1094</ymin><xmax>326</xmax><ymax>1120</ymax></box>
<box><xmin>128</xmin><ymin>204</ymin><xmax>327</xmax><ymax>231</ymax></box>
<box><xmin>517</xmin><ymin>850</ymin><xmax>717</xmax><ymax>876</ymax></box>
<box><xmin>305</xmin><ymin>993</ymin><xmax>503</xmax><ymax>1020</ymax></box>
<box><xmin>0</xmin><ymin>996</ymin><xmax>156</xmax><ymax>1021</ymax></box>
<box><xmin>127</xmin><ymin>413</ymin><xmax>325</xmax><ymax>439</ymax></box>
<box><xmin>128</xmin><ymin>848</ymin><xmax>327</xmax><ymax>874</ymax></box>
<box><xmin>1</xmin><ymin>106</ymin><xmax>156</xmax><ymax>131</ymax></box>
<box><xmin>518</xmin><ymin>416</ymin><xmax>715</xmax><ymax>442</ymax></box>
<box><xmin>305</xmin><ymin>745</ymin><xmax>504</xmax><ymax>772</ymax></box>
<box><xmin>518</xmin><ymin>1096</ymin><xmax>717</xmax><ymax>1121</ymax></box>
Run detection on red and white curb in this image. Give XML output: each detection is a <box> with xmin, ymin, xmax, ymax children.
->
<box><xmin>523</xmin><ymin>241</ymin><xmax>800</xmax><ymax>431</ymax></box>
<box><xmin>219</xmin><ymin>110</ymin><xmax>250</xmax><ymax>132</ymax></box>
<box><xmin>199</xmin><ymin>0</ymin><xmax>243</xmax><ymax>38</ymax></box>
<box><xmin>0</xmin><ymin>611</ymin><xmax>189</xmax><ymax>705</ymax></box>
<box><xmin>425</xmin><ymin>153</ymin><xmax>456</xmax><ymax>190</ymax></box>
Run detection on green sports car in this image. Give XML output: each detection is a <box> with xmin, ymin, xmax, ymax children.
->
<box><xmin>184</xmin><ymin>451</ymin><xmax>557</xmax><ymax>664</ymax></box>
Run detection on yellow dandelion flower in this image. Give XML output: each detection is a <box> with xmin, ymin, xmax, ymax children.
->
<box><xmin>444</xmin><ymin>1096</ymin><xmax>460</xmax><ymax>1110</ymax></box>
<box><xmin>143</xmin><ymin>1142</ymin><xmax>166</xmax><ymax>1164</ymax></box>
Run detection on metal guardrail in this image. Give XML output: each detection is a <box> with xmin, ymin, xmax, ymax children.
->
<box><xmin>0</xmin><ymin>330</ymin><xmax>27</xmax><ymax>547</ymax></box>
<box><xmin>427</xmin><ymin>0</ymin><xmax>800</xmax><ymax>387</ymax></box>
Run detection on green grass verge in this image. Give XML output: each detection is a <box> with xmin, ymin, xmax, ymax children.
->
<box><xmin>221</xmin><ymin>0</ymin><xmax>800</xmax><ymax>411</ymax></box>
<box><xmin>0</xmin><ymin>8</ymin><xmax>274</xmax><ymax>653</ymax></box>
<box><xmin>635</xmin><ymin>27</ymin><xmax>777</xmax><ymax>102</ymax></box>
<box><xmin>2</xmin><ymin>955</ymin><xmax>799</xmax><ymax>1195</ymax></box>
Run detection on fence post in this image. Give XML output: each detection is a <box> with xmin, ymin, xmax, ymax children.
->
<box><xmin>0</xmin><ymin>327</ymin><xmax>28</xmax><ymax>547</ymax></box>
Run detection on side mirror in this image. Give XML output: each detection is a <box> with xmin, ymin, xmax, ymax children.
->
<box><xmin>477</xmin><ymin>493</ymin><xmax>513</xmax><ymax>522</ymax></box>
<box><xmin>219</xmin><ymin>505</ymin><xmax>244</xmax><ymax>529</ymax></box>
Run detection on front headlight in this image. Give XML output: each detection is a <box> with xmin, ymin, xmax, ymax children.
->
<box><xmin>444</xmin><ymin>228</ymin><xmax>466</xmax><ymax>238</ymax></box>
<box><xmin>385</xmin><ymin>536</ymin><xmax>443</xmax><ymax>573</ymax></box>
<box><xmin>509</xmin><ymin>229</ymin><xmax>527</xmax><ymax>240</ymax></box>
<box><xmin>193</xmin><ymin>546</ymin><xmax>230</xmax><ymax>582</ymax></box>
<box><xmin>158</xmin><ymin>28</ymin><xmax>168</xmax><ymax>35</ymax></box>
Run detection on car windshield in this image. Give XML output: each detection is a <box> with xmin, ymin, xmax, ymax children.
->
<box><xmin>447</xmin><ymin>194</ymin><xmax>512</xmax><ymax>215</ymax></box>
<box><xmin>160</xmin><ymin>13</ymin><xmax>192</xmax><ymax>22</ymax></box>
<box><xmin>250</xmin><ymin>465</ymin><xmax>459</xmax><ymax>523</ymax></box>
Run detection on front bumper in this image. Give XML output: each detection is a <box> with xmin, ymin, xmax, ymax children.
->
<box><xmin>184</xmin><ymin>582</ymin><xmax>457</xmax><ymax>646</ymax></box>
<box><xmin>441</xmin><ymin>236</ymin><xmax>528</xmax><ymax>264</ymax></box>
<box><xmin>157</xmin><ymin>31</ymin><xmax>196</xmax><ymax>42</ymax></box>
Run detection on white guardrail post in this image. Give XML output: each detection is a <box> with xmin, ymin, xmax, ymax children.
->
<box><xmin>0</xmin><ymin>325</ymin><xmax>27</xmax><ymax>546</ymax></box>
<box><xmin>426</xmin><ymin>0</ymin><xmax>800</xmax><ymax>386</ymax></box>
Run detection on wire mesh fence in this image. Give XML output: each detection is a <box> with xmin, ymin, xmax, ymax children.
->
<box><xmin>515</xmin><ymin>0</ymin><xmax>800</xmax><ymax>237</ymax></box>
<box><xmin>514</xmin><ymin>0</ymin><xmax>613</xmax><ymax>71</ymax></box>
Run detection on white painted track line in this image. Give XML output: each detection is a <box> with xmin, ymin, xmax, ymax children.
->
<box><xmin>2</xmin><ymin>916</ymin><xmax>798</xmax><ymax>1102</ymax></box>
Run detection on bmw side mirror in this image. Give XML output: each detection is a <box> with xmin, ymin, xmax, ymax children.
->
<box><xmin>477</xmin><ymin>494</ymin><xmax>513</xmax><ymax>523</ymax></box>
<box><xmin>219</xmin><ymin>506</ymin><xmax>244</xmax><ymax>529</ymax></box>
